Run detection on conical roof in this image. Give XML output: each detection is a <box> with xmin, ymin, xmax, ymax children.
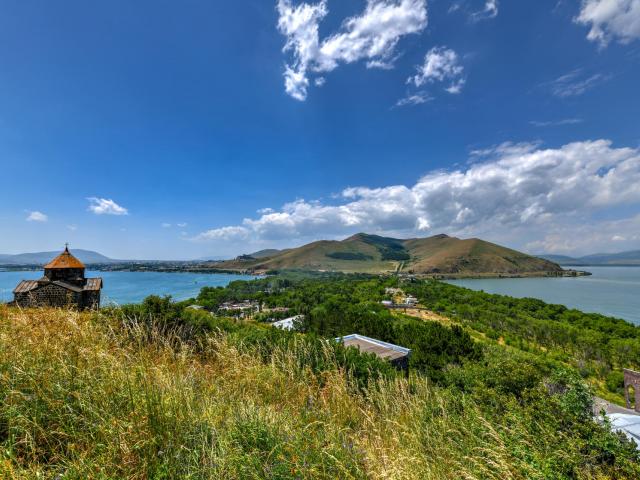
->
<box><xmin>44</xmin><ymin>246</ymin><xmax>85</xmax><ymax>269</ymax></box>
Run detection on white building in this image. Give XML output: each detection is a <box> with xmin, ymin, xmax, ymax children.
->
<box><xmin>272</xmin><ymin>315</ymin><xmax>305</xmax><ymax>331</ymax></box>
<box><xmin>404</xmin><ymin>296</ymin><xmax>418</xmax><ymax>306</ymax></box>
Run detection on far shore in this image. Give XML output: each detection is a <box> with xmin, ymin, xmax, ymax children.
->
<box><xmin>0</xmin><ymin>264</ymin><xmax>594</xmax><ymax>279</ymax></box>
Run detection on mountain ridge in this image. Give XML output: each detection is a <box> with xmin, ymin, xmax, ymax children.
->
<box><xmin>539</xmin><ymin>250</ymin><xmax>640</xmax><ymax>266</ymax></box>
<box><xmin>0</xmin><ymin>249</ymin><xmax>117</xmax><ymax>265</ymax></box>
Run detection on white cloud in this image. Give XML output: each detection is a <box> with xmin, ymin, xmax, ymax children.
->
<box><xmin>67</xmin><ymin>224</ymin><xmax>78</xmax><ymax>231</ymax></box>
<box><xmin>194</xmin><ymin>140</ymin><xmax>640</xmax><ymax>255</ymax></box>
<box><xmin>395</xmin><ymin>92</ymin><xmax>433</xmax><ymax>107</ymax></box>
<box><xmin>26</xmin><ymin>211</ymin><xmax>48</xmax><ymax>222</ymax></box>
<box><xmin>576</xmin><ymin>0</ymin><xmax>640</xmax><ymax>46</ymax></box>
<box><xmin>546</xmin><ymin>69</ymin><xmax>610</xmax><ymax>97</ymax></box>
<box><xmin>177</xmin><ymin>222</ymin><xmax>188</xmax><ymax>228</ymax></box>
<box><xmin>276</xmin><ymin>0</ymin><xmax>428</xmax><ymax>100</ymax></box>
<box><xmin>398</xmin><ymin>46</ymin><xmax>464</xmax><ymax>107</ymax></box>
<box><xmin>525</xmin><ymin>214</ymin><xmax>640</xmax><ymax>254</ymax></box>
<box><xmin>469</xmin><ymin>141</ymin><xmax>542</xmax><ymax>160</ymax></box>
<box><xmin>409</xmin><ymin>47</ymin><xmax>463</xmax><ymax>86</ymax></box>
<box><xmin>472</xmin><ymin>0</ymin><xmax>499</xmax><ymax>21</ymax></box>
<box><xmin>530</xmin><ymin>118</ymin><xmax>584</xmax><ymax>127</ymax></box>
<box><xmin>194</xmin><ymin>226</ymin><xmax>250</xmax><ymax>242</ymax></box>
<box><xmin>87</xmin><ymin>198</ymin><xmax>129</xmax><ymax>216</ymax></box>
<box><xmin>162</xmin><ymin>223</ymin><xmax>172</xmax><ymax>228</ymax></box>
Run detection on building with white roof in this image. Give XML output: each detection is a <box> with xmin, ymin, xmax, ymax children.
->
<box><xmin>607</xmin><ymin>414</ymin><xmax>640</xmax><ymax>450</ymax></box>
<box><xmin>272</xmin><ymin>315</ymin><xmax>304</xmax><ymax>331</ymax></box>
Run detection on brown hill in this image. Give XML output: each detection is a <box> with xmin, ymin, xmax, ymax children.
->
<box><xmin>214</xmin><ymin>233</ymin><xmax>563</xmax><ymax>276</ymax></box>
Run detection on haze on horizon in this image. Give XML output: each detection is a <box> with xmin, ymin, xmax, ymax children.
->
<box><xmin>1</xmin><ymin>0</ymin><xmax>639</xmax><ymax>260</ymax></box>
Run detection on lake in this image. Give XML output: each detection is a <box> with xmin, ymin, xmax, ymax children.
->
<box><xmin>2</xmin><ymin>267</ymin><xmax>639</xmax><ymax>325</ymax></box>
<box><xmin>446</xmin><ymin>266</ymin><xmax>640</xmax><ymax>325</ymax></box>
<box><xmin>0</xmin><ymin>270</ymin><xmax>259</xmax><ymax>305</ymax></box>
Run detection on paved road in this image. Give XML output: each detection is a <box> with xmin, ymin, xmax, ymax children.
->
<box><xmin>594</xmin><ymin>397</ymin><xmax>639</xmax><ymax>416</ymax></box>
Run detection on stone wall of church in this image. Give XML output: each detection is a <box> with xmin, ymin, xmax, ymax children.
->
<box><xmin>83</xmin><ymin>291</ymin><xmax>101</xmax><ymax>310</ymax></box>
<box><xmin>45</xmin><ymin>268</ymin><xmax>85</xmax><ymax>284</ymax></box>
<box><xmin>15</xmin><ymin>284</ymin><xmax>82</xmax><ymax>309</ymax></box>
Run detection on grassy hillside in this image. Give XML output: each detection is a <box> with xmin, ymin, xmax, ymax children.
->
<box><xmin>248</xmin><ymin>248</ymin><xmax>287</xmax><ymax>259</ymax></box>
<box><xmin>404</xmin><ymin>235</ymin><xmax>562</xmax><ymax>274</ymax></box>
<box><xmin>216</xmin><ymin>233</ymin><xmax>562</xmax><ymax>275</ymax></box>
<box><xmin>1</xmin><ymin>293</ymin><xmax>639</xmax><ymax>478</ymax></box>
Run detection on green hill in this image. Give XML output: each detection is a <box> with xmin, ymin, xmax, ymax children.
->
<box><xmin>215</xmin><ymin>233</ymin><xmax>562</xmax><ymax>275</ymax></box>
<box><xmin>248</xmin><ymin>248</ymin><xmax>288</xmax><ymax>259</ymax></box>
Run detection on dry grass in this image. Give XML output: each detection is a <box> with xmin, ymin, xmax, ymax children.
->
<box><xmin>0</xmin><ymin>305</ymin><xmax>637</xmax><ymax>479</ymax></box>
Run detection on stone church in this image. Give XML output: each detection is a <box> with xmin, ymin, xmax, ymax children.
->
<box><xmin>12</xmin><ymin>246</ymin><xmax>103</xmax><ymax>310</ymax></box>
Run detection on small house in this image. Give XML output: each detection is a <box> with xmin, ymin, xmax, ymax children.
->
<box><xmin>336</xmin><ymin>334</ymin><xmax>411</xmax><ymax>371</ymax></box>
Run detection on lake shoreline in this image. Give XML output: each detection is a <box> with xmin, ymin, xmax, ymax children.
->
<box><xmin>445</xmin><ymin>266</ymin><xmax>640</xmax><ymax>325</ymax></box>
<box><xmin>1</xmin><ymin>270</ymin><xmax>259</xmax><ymax>305</ymax></box>
<box><xmin>411</xmin><ymin>269</ymin><xmax>592</xmax><ymax>280</ymax></box>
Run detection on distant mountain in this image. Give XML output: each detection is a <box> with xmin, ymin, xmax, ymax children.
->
<box><xmin>539</xmin><ymin>250</ymin><xmax>640</xmax><ymax>266</ymax></box>
<box><xmin>539</xmin><ymin>254</ymin><xmax>580</xmax><ymax>264</ymax></box>
<box><xmin>214</xmin><ymin>233</ymin><xmax>563</xmax><ymax>275</ymax></box>
<box><xmin>195</xmin><ymin>255</ymin><xmax>227</xmax><ymax>262</ymax></box>
<box><xmin>0</xmin><ymin>249</ymin><xmax>117</xmax><ymax>265</ymax></box>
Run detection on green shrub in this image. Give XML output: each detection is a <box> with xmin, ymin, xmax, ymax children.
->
<box><xmin>606</xmin><ymin>370</ymin><xmax>625</xmax><ymax>395</ymax></box>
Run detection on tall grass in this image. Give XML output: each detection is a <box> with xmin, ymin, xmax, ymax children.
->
<box><xmin>0</xmin><ymin>305</ymin><xmax>638</xmax><ymax>479</ymax></box>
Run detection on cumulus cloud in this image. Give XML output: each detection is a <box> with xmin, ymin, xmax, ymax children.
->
<box><xmin>525</xmin><ymin>214</ymin><xmax>640</xmax><ymax>254</ymax></box>
<box><xmin>87</xmin><ymin>198</ymin><xmax>129</xmax><ymax>216</ymax></box>
<box><xmin>276</xmin><ymin>0</ymin><xmax>428</xmax><ymax>100</ymax></box>
<box><xmin>194</xmin><ymin>139</ymin><xmax>640</xmax><ymax>254</ymax></box>
<box><xmin>408</xmin><ymin>46</ymin><xmax>465</xmax><ymax>93</ymax></box>
<box><xmin>26</xmin><ymin>211</ymin><xmax>48</xmax><ymax>222</ymax></box>
<box><xmin>575</xmin><ymin>0</ymin><xmax>640</xmax><ymax>46</ymax></box>
<box><xmin>195</xmin><ymin>226</ymin><xmax>250</xmax><ymax>242</ymax></box>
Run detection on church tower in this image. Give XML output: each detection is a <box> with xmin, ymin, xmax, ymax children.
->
<box><xmin>43</xmin><ymin>244</ymin><xmax>86</xmax><ymax>285</ymax></box>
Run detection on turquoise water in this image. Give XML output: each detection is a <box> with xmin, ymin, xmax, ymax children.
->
<box><xmin>446</xmin><ymin>266</ymin><xmax>640</xmax><ymax>325</ymax></box>
<box><xmin>0</xmin><ymin>270</ymin><xmax>258</xmax><ymax>305</ymax></box>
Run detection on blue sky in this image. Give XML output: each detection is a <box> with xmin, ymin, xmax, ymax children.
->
<box><xmin>1</xmin><ymin>0</ymin><xmax>639</xmax><ymax>259</ymax></box>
